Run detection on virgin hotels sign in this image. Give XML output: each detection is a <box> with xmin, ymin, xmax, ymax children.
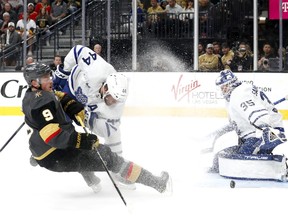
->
<box><xmin>269</xmin><ymin>0</ymin><xmax>288</xmax><ymax>19</ymax></box>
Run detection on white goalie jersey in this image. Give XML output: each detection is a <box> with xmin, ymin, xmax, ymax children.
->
<box><xmin>227</xmin><ymin>82</ymin><xmax>284</xmax><ymax>140</ymax></box>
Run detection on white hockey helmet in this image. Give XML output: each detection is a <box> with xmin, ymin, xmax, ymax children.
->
<box><xmin>215</xmin><ymin>69</ymin><xmax>240</xmax><ymax>101</ymax></box>
<box><xmin>104</xmin><ymin>73</ymin><xmax>129</xmax><ymax>102</ymax></box>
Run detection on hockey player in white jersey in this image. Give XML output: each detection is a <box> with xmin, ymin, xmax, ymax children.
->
<box><xmin>53</xmin><ymin>45</ymin><xmax>134</xmax><ymax>190</ymax></box>
<box><xmin>210</xmin><ymin>69</ymin><xmax>288</xmax><ymax>181</ymax></box>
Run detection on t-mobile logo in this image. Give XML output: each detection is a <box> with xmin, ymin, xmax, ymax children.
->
<box><xmin>283</xmin><ymin>2</ymin><xmax>288</xmax><ymax>12</ymax></box>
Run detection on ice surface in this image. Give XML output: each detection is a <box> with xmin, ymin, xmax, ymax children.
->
<box><xmin>1</xmin><ymin>116</ymin><xmax>288</xmax><ymax>216</ymax></box>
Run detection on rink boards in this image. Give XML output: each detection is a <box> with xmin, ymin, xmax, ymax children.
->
<box><xmin>0</xmin><ymin>72</ymin><xmax>288</xmax><ymax>119</ymax></box>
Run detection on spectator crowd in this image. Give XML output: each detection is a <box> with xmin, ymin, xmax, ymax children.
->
<box><xmin>197</xmin><ymin>40</ymin><xmax>287</xmax><ymax>72</ymax></box>
<box><xmin>0</xmin><ymin>0</ymin><xmax>287</xmax><ymax>72</ymax></box>
<box><xmin>128</xmin><ymin>0</ymin><xmax>287</xmax><ymax>72</ymax></box>
<box><xmin>0</xmin><ymin>0</ymin><xmax>80</xmax><ymax>66</ymax></box>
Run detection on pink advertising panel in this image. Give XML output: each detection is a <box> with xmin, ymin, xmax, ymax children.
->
<box><xmin>269</xmin><ymin>0</ymin><xmax>288</xmax><ymax>19</ymax></box>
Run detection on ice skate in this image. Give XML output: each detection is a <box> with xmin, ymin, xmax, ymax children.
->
<box><xmin>207</xmin><ymin>155</ymin><xmax>219</xmax><ymax>173</ymax></box>
<box><xmin>29</xmin><ymin>155</ymin><xmax>38</xmax><ymax>167</ymax></box>
<box><xmin>155</xmin><ymin>171</ymin><xmax>173</xmax><ymax>194</ymax></box>
<box><xmin>111</xmin><ymin>172</ymin><xmax>136</xmax><ymax>190</ymax></box>
<box><xmin>80</xmin><ymin>172</ymin><xmax>102</xmax><ymax>193</ymax></box>
<box><xmin>207</xmin><ymin>165</ymin><xmax>219</xmax><ymax>173</ymax></box>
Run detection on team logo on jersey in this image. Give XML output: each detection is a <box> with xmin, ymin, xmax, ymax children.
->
<box><xmin>75</xmin><ymin>87</ymin><xmax>88</xmax><ymax>105</ymax></box>
<box><xmin>35</xmin><ymin>91</ymin><xmax>42</xmax><ymax>98</ymax></box>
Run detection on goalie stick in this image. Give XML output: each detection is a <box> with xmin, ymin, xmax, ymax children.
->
<box><xmin>273</xmin><ymin>95</ymin><xmax>288</xmax><ymax>105</ymax></box>
<box><xmin>201</xmin><ymin>95</ymin><xmax>288</xmax><ymax>154</ymax></box>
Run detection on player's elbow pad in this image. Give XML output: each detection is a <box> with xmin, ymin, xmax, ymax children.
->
<box><xmin>53</xmin><ymin>64</ymin><xmax>70</xmax><ymax>90</ymax></box>
<box><xmin>55</xmin><ymin>64</ymin><xmax>70</xmax><ymax>78</ymax></box>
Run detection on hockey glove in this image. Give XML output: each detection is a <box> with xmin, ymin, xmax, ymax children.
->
<box><xmin>52</xmin><ymin>64</ymin><xmax>70</xmax><ymax>91</ymax></box>
<box><xmin>56</xmin><ymin>91</ymin><xmax>85</xmax><ymax>125</ymax></box>
<box><xmin>262</xmin><ymin>127</ymin><xmax>286</xmax><ymax>143</ymax></box>
<box><xmin>254</xmin><ymin>127</ymin><xmax>287</xmax><ymax>154</ymax></box>
<box><xmin>76</xmin><ymin>133</ymin><xmax>99</xmax><ymax>150</ymax></box>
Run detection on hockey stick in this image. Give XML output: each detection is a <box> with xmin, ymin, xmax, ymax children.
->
<box><xmin>273</xmin><ymin>95</ymin><xmax>288</xmax><ymax>105</ymax></box>
<box><xmin>0</xmin><ymin>122</ymin><xmax>25</xmax><ymax>153</ymax></box>
<box><xmin>75</xmin><ymin>116</ymin><xmax>127</xmax><ymax>206</ymax></box>
<box><xmin>201</xmin><ymin>95</ymin><xmax>288</xmax><ymax>154</ymax></box>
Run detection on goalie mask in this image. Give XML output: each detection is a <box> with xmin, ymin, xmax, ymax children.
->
<box><xmin>23</xmin><ymin>63</ymin><xmax>52</xmax><ymax>87</ymax></box>
<box><xmin>215</xmin><ymin>69</ymin><xmax>240</xmax><ymax>101</ymax></box>
<box><xmin>103</xmin><ymin>73</ymin><xmax>129</xmax><ymax>103</ymax></box>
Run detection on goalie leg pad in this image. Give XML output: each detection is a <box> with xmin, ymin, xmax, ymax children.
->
<box><xmin>238</xmin><ymin>137</ymin><xmax>261</xmax><ymax>154</ymax></box>
<box><xmin>218</xmin><ymin>151</ymin><xmax>287</xmax><ymax>181</ymax></box>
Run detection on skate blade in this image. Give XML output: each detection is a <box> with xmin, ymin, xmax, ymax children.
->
<box><xmin>162</xmin><ymin>175</ymin><xmax>173</xmax><ymax>196</ymax></box>
<box><xmin>90</xmin><ymin>183</ymin><xmax>102</xmax><ymax>193</ymax></box>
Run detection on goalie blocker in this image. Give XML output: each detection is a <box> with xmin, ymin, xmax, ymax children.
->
<box><xmin>217</xmin><ymin>147</ymin><xmax>288</xmax><ymax>182</ymax></box>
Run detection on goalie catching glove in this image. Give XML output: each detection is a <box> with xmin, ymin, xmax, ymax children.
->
<box><xmin>76</xmin><ymin>133</ymin><xmax>99</xmax><ymax>150</ymax></box>
<box><xmin>253</xmin><ymin>126</ymin><xmax>287</xmax><ymax>154</ymax></box>
<box><xmin>55</xmin><ymin>91</ymin><xmax>84</xmax><ymax>125</ymax></box>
